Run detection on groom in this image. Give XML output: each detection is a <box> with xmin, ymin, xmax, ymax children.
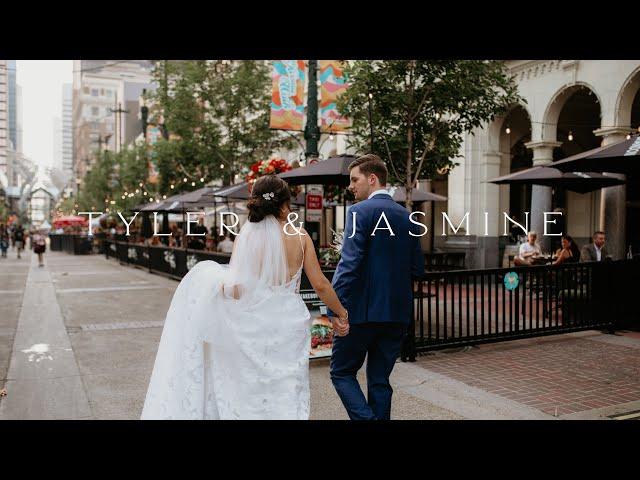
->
<box><xmin>328</xmin><ymin>154</ymin><xmax>424</xmax><ymax>420</ymax></box>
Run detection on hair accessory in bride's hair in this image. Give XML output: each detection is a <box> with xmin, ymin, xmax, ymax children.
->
<box><xmin>262</xmin><ymin>192</ymin><xmax>275</xmax><ymax>200</ymax></box>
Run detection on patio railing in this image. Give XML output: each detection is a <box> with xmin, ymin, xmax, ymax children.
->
<box><xmin>401</xmin><ymin>258</ymin><xmax>640</xmax><ymax>360</ymax></box>
<box><xmin>49</xmin><ymin>234</ymin><xmax>93</xmax><ymax>255</ymax></box>
<box><xmin>104</xmin><ymin>238</ymin><xmax>231</xmax><ymax>280</ymax></box>
<box><xmin>100</xmin><ymin>238</ymin><xmax>639</xmax><ymax>360</ymax></box>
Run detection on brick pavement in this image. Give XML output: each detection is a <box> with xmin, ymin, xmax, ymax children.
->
<box><xmin>415</xmin><ymin>332</ymin><xmax>640</xmax><ymax>417</ymax></box>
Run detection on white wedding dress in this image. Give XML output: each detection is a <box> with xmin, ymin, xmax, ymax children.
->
<box><xmin>140</xmin><ymin>215</ymin><xmax>311</xmax><ymax>420</ymax></box>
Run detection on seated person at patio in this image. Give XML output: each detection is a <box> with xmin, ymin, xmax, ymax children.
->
<box><xmin>580</xmin><ymin>231</ymin><xmax>609</xmax><ymax>262</ymax></box>
<box><xmin>169</xmin><ymin>224</ymin><xmax>181</xmax><ymax>247</ymax></box>
<box><xmin>187</xmin><ymin>217</ymin><xmax>208</xmax><ymax>250</ymax></box>
<box><xmin>514</xmin><ymin>232</ymin><xmax>542</xmax><ymax>266</ymax></box>
<box><xmin>217</xmin><ymin>234</ymin><xmax>234</xmax><ymax>254</ymax></box>
<box><xmin>553</xmin><ymin>234</ymin><xmax>580</xmax><ymax>265</ymax></box>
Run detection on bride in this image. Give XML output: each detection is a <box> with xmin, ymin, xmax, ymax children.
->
<box><xmin>140</xmin><ymin>175</ymin><xmax>349</xmax><ymax>420</ymax></box>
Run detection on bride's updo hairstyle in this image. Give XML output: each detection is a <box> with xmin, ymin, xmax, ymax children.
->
<box><xmin>247</xmin><ymin>175</ymin><xmax>292</xmax><ymax>223</ymax></box>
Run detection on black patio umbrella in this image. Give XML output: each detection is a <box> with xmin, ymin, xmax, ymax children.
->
<box><xmin>489</xmin><ymin>166</ymin><xmax>626</xmax><ymax>194</ymax></box>
<box><xmin>387</xmin><ymin>185</ymin><xmax>448</xmax><ymax>203</ymax></box>
<box><xmin>552</xmin><ymin>134</ymin><xmax>640</xmax><ymax>174</ymax></box>
<box><xmin>277</xmin><ymin>154</ymin><xmax>357</xmax><ymax>186</ymax></box>
<box><xmin>185</xmin><ymin>183</ymin><xmax>250</xmax><ymax>209</ymax></box>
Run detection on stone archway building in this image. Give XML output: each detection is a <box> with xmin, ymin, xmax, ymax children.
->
<box><xmin>444</xmin><ymin>60</ymin><xmax>640</xmax><ymax>268</ymax></box>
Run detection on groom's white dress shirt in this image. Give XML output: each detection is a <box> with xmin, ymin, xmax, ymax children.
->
<box><xmin>368</xmin><ymin>189</ymin><xmax>392</xmax><ymax>199</ymax></box>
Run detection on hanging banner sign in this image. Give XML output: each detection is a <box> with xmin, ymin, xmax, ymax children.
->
<box><xmin>319</xmin><ymin>60</ymin><xmax>351</xmax><ymax>133</ymax></box>
<box><xmin>270</xmin><ymin>60</ymin><xmax>307</xmax><ymax>131</ymax></box>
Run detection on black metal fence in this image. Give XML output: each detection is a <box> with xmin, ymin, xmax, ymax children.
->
<box><xmin>49</xmin><ymin>234</ymin><xmax>93</xmax><ymax>255</ymax></box>
<box><xmin>101</xmin><ymin>238</ymin><xmax>639</xmax><ymax>360</ymax></box>
<box><xmin>103</xmin><ymin>238</ymin><xmax>232</xmax><ymax>280</ymax></box>
<box><xmin>401</xmin><ymin>258</ymin><xmax>640</xmax><ymax>360</ymax></box>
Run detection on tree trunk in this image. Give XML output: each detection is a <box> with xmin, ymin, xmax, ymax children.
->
<box><xmin>406</xmin><ymin>125</ymin><xmax>413</xmax><ymax>213</ymax></box>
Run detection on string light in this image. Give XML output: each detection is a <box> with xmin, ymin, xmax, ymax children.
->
<box><xmin>162</xmin><ymin>195</ymin><xmax>167</xmax><ymax>199</ymax></box>
<box><xmin>568</xmin><ymin>131</ymin><xmax>574</xmax><ymax>141</ymax></box>
<box><xmin>135</xmin><ymin>189</ymin><xmax>139</xmax><ymax>193</ymax></box>
<box><xmin>505</xmin><ymin>127</ymin><xmax>511</xmax><ymax>134</ymax></box>
<box><xmin>143</xmin><ymin>191</ymin><xmax>147</xmax><ymax>196</ymax></box>
<box><xmin>200</xmin><ymin>178</ymin><xmax>205</xmax><ymax>183</ymax></box>
<box><xmin>368</xmin><ymin>93</ymin><xmax>373</xmax><ymax>99</ymax></box>
<box><xmin>183</xmin><ymin>177</ymin><xmax>187</xmax><ymax>182</ymax></box>
<box><xmin>110</xmin><ymin>201</ymin><xmax>115</xmax><ymax>205</ymax></box>
<box><xmin>627</xmin><ymin>133</ymin><xmax>632</xmax><ymax>140</ymax></box>
<box><xmin>121</xmin><ymin>195</ymin><xmax>125</xmax><ymax>199</ymax></box>
<box><xmin>220</xmin><ymin>164</ymin><xmax>224</xmax><ymax>169</ymax></box>
<box><xmin>139</xmin><ymin>182</ymin><xmax>143</xmax><ymax>187</ymax></box>
<box><xmin>170</xmin><ymin>184</ymin><xmax>175</xmax><ymax>189</ymax></box>
<box><xmin>191</xmin><ymin>181</ymin><xmax>196</xmax><ymax>186</ymax></box>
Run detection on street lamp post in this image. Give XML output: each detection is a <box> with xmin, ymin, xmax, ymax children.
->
<box><xmin>141</xmin><ymin>88</ymin><xmax>149</xmax><ymax>140</ymax></box>
<box><xmin>304</xmin><ymin>60</ymin><xmax>320</xmax><ymax>160</ymax></box>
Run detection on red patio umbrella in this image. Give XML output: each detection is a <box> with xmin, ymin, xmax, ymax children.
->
<box><xmin>53</xmin><ymin>215</ymin><xmax>88</xmax><ymax>228</ymax></box>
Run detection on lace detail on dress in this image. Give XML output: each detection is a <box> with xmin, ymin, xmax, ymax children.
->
<box><xmin>141</xmin><ymin>220</ymin><xmax>311</xmax><ymax>420</ymax></box>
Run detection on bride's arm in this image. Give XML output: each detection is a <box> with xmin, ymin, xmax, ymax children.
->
<box><xmin>301</xmin><ymin>232</ymin><xmax>348</xmax><ymax>320</ymax></box>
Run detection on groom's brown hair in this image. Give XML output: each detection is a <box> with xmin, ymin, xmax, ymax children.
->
<box><xmin>349</xmin><ymin>154</ymin><xmax>388</xmax><ymax>186</ymax></box>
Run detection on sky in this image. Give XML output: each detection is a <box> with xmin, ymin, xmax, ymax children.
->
<box><xmin>16</xmin><ymin>60</ymin><xmax>73</xmax><ymax>168</ymax></box>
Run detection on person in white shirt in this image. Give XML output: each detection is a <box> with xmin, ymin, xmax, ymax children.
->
<box><xmin>514</xmin><ymin>231</ymin><xmax>541</xmax><ymax>266</ymax></box>
<box><xmin>217</xmin><ymin>234</ymin><xmax>234</xmax><ymax>254</ymax></box>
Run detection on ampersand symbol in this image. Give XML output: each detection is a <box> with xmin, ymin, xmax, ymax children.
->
<box><xmin>283</xmin><ymin>212</ymin><xmax>306</xmax><ymax>236</ymax></box>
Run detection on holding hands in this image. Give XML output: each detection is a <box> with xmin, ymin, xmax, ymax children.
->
<box><xmin>332</xmin><ymin>309</ymin><xmax>350</xmax><ymax>337</ymax></box>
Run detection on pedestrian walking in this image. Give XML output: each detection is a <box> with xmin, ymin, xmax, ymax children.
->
<box><xmin>13</xmin><ymin>224</ymin><xmax>25</xmax><ymax>259</ymax></box>
<box><xmin>0</xmin><ymin>223</ymin><xmax>9</xmax><ymax>258</ymax></box>
<box><xmin>32</xmin><ymin>229</ymin><xmax>47</xmax><ymax>267</ymax></box>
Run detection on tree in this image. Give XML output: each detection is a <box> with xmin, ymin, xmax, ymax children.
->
<box><xmin>76</xmin><ymin>144</ymin><xmax>152</xmax><ymax>215</ymax></box>
<box><xmin>147</xmin><ymin>60</ymin><xmax>292</xmax><ymax>190</ymax></box>
<box><xmin>337</xmin><ymin>60</ymin><xmax>523</xmax><ymax>210</ymax></box>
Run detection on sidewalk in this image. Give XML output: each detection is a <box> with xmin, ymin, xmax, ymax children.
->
<box><xmin>1</xmin><ymin>250</ymin><xmax>639</xmax><ymax>420</ymax></box>
<box><xmin>0</xmin><ymin>247</ymin><xmax>31</xmax><ymax>403</ymax></box>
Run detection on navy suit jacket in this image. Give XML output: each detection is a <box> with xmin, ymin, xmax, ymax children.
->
<box><xmin>328</xmin><ymin>193</ymin><xmax>425</xmax><ymax>325</ymax></box>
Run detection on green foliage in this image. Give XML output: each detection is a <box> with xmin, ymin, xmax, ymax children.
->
<box><xmin>148</xmin><ymin>60</ymin><xmax>292</xmax><ymax>188</ymax></box>
<box><xmin>337</xmin><ymin>60</ymin><xmax>523</xmax><ymax>206</ymax></box>
<box><xmin>76</xmin><ymin>144</ymin><xmax>154</xmax><ymax>214</ymax></box>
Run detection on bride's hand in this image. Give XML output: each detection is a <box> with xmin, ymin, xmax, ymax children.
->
<box><xmin>332</xmin><ymin>310</ymin><xmax>349</xmax><ymax>337</ymax></box>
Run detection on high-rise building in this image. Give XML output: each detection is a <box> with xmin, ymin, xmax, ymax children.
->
<box><xmin>0</xmin><ymin>60</ymin><xmax>36</xmax><ymax>216</ymax></box>
<box><xmin>0</xmin><ymin>60</ymin><xmax>8</xmax><ymax>179</ymax></box>
<box><xmin>62</xmin><ymin>83</ymin><xmax>72</xmax><ymax>178</ymax></box>
<box><xmin>16</xmin><ymin>84</ymin><xmax>23</xmax><ymax>153</ymax></box>
<box><xmin>72</xmin><ymin>60</ymin><xmax>156</xmax><ymax>193</ymax></box>
<box><xmin>53</xmin><ymin>116</ymin><xmax>62</xmax><ymax>171</ymax></box>
<box><xmin>7</xmin><ymin>60</ymin><xmax>17</xmax><ymax>151</ymax></box>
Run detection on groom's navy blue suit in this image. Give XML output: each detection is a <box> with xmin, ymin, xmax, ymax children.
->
<box><xmin>328</xmin><ymin>192</ymin><xmax>424</xmax><ymax>420</ymax></box>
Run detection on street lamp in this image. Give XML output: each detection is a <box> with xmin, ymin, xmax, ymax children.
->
<box><xmin>140</xmin><ymin>88</ymin><xmax>149</xmax><ymax>140</ymax></box>
<box><xmin>304</xmin><ymin>60</ymin><xmax>320</xmax><ymax>160</ymax></box>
